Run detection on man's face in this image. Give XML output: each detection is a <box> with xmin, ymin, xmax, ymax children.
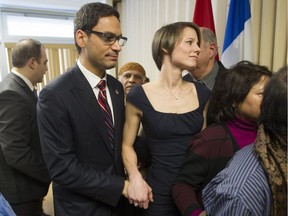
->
<box><xmin>78</xmin><ymin>16</ymin><xmax>123</xmax><ymax>72</ymax></box>
<box><xmin>119</xmin><ymin>70</ymin><xmax>145</xmax><ymax>95</ymax></box>
<box><xmin>196</xmin><ymin>40</ymin><xmax>211</xmax><ymax>70</ymax></box>
<box><xmin>34</xmin><ymin>46</ymin><xmax>48</xmax><ymax>84</ymax></box>
<box><xmin>188</xmin><ymin>34</ymin><xmax>216</xmax><ymax>80</ymax></box>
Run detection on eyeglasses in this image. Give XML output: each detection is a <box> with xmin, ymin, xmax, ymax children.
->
<box><xmin>85</xmin><ymin>30</ymin><xmax>127</xmax><ymax>47</ymax></box>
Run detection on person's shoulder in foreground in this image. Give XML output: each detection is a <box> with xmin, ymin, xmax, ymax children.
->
<box><xmin>0</xmin><ymin>193</ymin><xmax>16</xmax><ymax>216</ymax></box>
<box><xmin>172</xmin><ymin>123</ymin><xmax>238</xmax><ymax>216</ymax></box>
<box><xmin>203</xmin><ymin>144</ymin><xmax>271</xmax><ymax>216</ymax></box>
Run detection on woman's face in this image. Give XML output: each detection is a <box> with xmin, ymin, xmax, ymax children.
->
<box><xmin>170</xmin><ymin>27</ymin><xmax>200</xmax><ymax>71</ymax></box>
<box><xmin>235</xmin><ymin>75</ymin><xmax>270</xmax><ymax>122</ymax></box>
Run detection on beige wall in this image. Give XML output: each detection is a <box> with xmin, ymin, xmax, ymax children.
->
<box><xmin>5</xmin><ymin>43</ymin><xmax>78</xmax><ymax>91</ymax></box>
<box><xmin>117</xmin><ymin>0</ymin><xmax>287</xmax><ymax>81</ymax></box>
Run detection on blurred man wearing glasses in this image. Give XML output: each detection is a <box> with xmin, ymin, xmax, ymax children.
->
<box><xmin>37</xmin><ymin>3</ymin><xmax>129</xmax><ymax>216</ymax></box>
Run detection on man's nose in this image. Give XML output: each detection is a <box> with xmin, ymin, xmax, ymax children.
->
<box><xmin>129</xmin><ymin>75</ymin><xmax>136</xmax><ymax>82</ymax></box>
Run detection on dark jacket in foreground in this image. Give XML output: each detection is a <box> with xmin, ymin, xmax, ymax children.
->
<box><xmin>172</xmin><ymin>124</ymin><xmax>239</xmax><ymax>216</ymax></box>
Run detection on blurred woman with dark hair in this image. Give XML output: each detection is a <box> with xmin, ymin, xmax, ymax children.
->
<box><xmin>203</xmin><ymin>65</ymin><xmax>287</xmax><ymax>216</ymax></box>
<box><xmin>172</xmin><ymin>61</ymin><xmax>273</xmax><ymax>216</ymax></box>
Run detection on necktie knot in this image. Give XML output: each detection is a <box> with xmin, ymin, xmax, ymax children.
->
<box><xmin>32</xmin><ymin>88</ymin><xmax>38</xmax><ymax>100</ymax></box>
<box><xmin>97</xmin><ymin>80</ymin><xmax>106</xmax><ymax>91</ymax></box>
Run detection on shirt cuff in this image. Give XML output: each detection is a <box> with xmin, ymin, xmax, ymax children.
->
<box><xmin>190</xmin><ymin>209</ymin><xmax>202</xmax><ymax>216</ymax></box>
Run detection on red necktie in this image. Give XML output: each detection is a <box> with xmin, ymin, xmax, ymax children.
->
<box><xmin>97</xmin><ymin>80</ymin><xmax>114</xmax><ymax>149</ymax></box>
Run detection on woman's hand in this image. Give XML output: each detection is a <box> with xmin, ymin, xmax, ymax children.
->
<box><xmin>127</xmin><ymin>173</ymin><xmax>153</xmax><ymax>209</ymax></box>
<box><xmin>199</xmin><ymin>210</ymin><xmax>206</xmax><ymax>216</ymax></box>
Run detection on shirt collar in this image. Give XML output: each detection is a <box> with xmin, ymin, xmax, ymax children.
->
<box><xmin>11</xmin><ymin>69</ymin><xmax>34</xmax><ymax>91</ymax></box>
<box><xmin>77</xmin><ymin>59</ymin><xmax>107</xmax><ymax>88</ymax></box>
<box><xmin>193</xmin><ymin>61</ymin><xmax>220</xmax><ymax>91</ymax></box>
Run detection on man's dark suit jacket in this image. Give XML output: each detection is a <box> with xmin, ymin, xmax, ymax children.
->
<box><xmin>37</xmin><ymin>65</ymin><xmax>126</xmax><ymax>216</ymax></box>
<box><xmin>0</xmin><ymin>73</ymin><xmax>50</xmax><ymax>204</ymax></box>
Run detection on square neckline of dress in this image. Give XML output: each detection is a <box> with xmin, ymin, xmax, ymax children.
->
<box><xmin>138</xmin><ymin>85</ymin><xmax>201</xmax><ymax>115</ymax></box>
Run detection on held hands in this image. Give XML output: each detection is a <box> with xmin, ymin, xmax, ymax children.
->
<box><xmin>127</xmin><ymin>173</ymin><xmax>153</xmax><ymax>209</ymax></box>
<box><xmin>199</xmin><ymin>210</ymin><xmax>206</xmax><ymax>216</ymax></box>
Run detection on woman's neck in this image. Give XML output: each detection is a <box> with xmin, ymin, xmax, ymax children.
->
<box><xmin>227</xmin><ymin>117</ymin><xmax>258</xmax><ymax>149</ymax></box>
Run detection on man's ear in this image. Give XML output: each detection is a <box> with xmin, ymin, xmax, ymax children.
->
<box><xmin>209</xmin><ymin>43</ymin><xmax>217</xmax><ymax>58</ymax></box>
<box><xmin>28</xmin><ymin>58</ymin><xmax>37</xmax><ymax>70</ymax></box>
<box><xmin>75</xmin><ymin>29</ymin><xmax>88</xmax><ymax>49</ymax></box>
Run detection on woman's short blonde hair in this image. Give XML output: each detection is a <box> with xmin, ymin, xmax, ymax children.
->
<box><xmin>152</xmin><ymin>22</ymin><xmax>201</xmax><ymax>70</ymax></box>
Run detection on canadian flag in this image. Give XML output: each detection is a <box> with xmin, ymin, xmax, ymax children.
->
<box><xmin>193</xmin><ymin>0</ymin><xmax>216</xmax><ymax>33</ymax></box>
<box><xmin>193</xmin><ymin>0</ymin><xmax>218</xmax><ymax>60</ymax></box>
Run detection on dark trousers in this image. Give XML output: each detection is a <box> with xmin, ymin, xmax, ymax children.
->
<box><xmin>10</xmin><ymin>199</ymin><xmax>44</xmax><ymax>216</ymax></box>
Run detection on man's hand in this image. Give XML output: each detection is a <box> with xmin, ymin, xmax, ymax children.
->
<box><xmin>127</xmin><ymin>174</ymin><xmax>153</xmax><ymax>209</ymax></box>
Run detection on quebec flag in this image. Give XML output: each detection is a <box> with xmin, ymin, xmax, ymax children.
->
<box><xmin>221</xmin><ymin>0</ymin><xmax>254</xmax><ymax>68</ymax></box>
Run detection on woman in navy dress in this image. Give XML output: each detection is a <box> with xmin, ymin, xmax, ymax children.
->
<box><xmin>122</xmin><ymin>22</ymin><xmax>210</xmax><ymax>216</ymax></box>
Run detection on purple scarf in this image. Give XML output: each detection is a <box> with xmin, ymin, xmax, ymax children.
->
<box><xmin>227</xmin><ymin>118</ymin><xmax>258</xmax><ymax>149</ymax></box>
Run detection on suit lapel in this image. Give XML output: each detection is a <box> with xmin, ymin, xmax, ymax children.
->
<box><xmin>8</xmin><ymin>73</ymin><xmax>37</xmax><ymax>103</ymax></box>
<box><xmin>70</xmin><ymin>66</ymin><xmax>114</xmax><ymax>155</ymax></box>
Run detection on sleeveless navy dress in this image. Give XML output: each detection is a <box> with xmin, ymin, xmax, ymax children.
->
<box><xmin>126</xmin><ymin>82</ymin><xmax>210</xmax><ymax>216</ymax></box>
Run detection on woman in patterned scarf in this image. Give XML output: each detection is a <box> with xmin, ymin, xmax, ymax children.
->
<box><xmin>202</xmin><ymin>65</ymin><xmax>287</xmax><ymax>216</ymax></box>
<box><xmin>255</xmin><ymin>65</ymin><xmax>287</xmax><ymax>215</ymax></box>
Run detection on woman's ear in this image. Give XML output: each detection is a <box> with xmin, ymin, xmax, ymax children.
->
<box><xmin>232</xmin><ymin>102</ymin><xmax>237</xmax><ymax>111</ymax></box>
<box><xmin>161</xmin><ymin>48</ymin><xmax>169</xmax><ymax>54</ymax></box>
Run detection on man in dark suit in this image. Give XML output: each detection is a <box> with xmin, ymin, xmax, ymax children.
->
<box><xmin>183</xmin><ymin>27</ymin><xmax>227</xmax><ymax>125</ymax></box>
<box><xmin>37</xmin><ymin>3</ymin><xmax>129</xmax><ymax>216</ymax></box>
<box><xmin>0</xmin><ymin>39</ymin><xmax>51</xmax><ymax>216</ymax></box>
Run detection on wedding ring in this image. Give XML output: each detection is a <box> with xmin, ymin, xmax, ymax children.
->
<box><xmin>134</xmin><ymin>203</ymin><xmax>138</xmax><ymax>207</ymax></box>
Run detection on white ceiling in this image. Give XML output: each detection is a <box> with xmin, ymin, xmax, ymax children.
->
<box><xmin>0</xmin><ymin>0</ymin><xmax>107</xmax><ymax>11</ymax></box>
